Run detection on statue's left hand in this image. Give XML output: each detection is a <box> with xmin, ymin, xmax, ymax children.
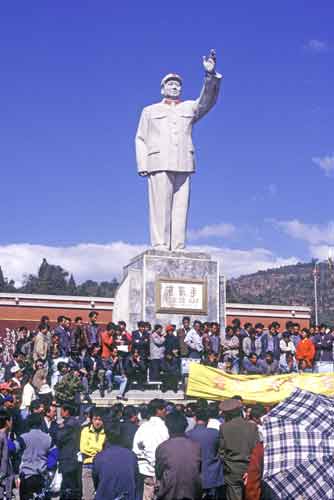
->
<box><xmin>203</xmin><ymin>49</ymin><xmax>216</xmax><ymax>74</ymax></box>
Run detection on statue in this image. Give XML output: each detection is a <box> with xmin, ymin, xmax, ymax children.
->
<box><xmin>135</xmin><ymin>49</ymin><xmax>222</xmax><ymax>251</ymax></box>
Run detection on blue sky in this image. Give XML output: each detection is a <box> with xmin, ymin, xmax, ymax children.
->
<box><xmin>0</xmin><ymin>1</ymin><xmax>333</xmax><ymax>283</ymax></box>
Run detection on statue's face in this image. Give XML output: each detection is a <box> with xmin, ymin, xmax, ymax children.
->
<box><xmin>162</xmin><ymin>79</ymin><xmax>182</xmax><ymax>99</ymax></box>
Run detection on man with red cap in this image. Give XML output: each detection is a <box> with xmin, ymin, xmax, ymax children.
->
<box><xmin>135</xmin><ymin>50</ymin><xmax>222</xmax><ymax>251</ymax></box>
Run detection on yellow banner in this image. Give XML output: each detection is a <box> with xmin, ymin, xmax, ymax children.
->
<box><xmin>186</xmin><ymin>363</ymin><xmax>334</xmax><ymax>404</ymax></box>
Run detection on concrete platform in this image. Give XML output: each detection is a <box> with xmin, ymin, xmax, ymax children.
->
<box><xmin>91</xmin><ymin>388</ymin><xmax>187</xmax><ymax>406</ymax></box>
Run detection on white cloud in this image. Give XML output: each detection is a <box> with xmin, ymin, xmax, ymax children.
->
<box><xmin>304</xmin><ymin>39</ymin><xmax>329</xmax><ymax>53</ymax></box>
<box><xmin>0</xmin><ymin>242</ymin><xmax>146</xmax><ymax>286</ymax></box>
<box><xmin>309</xmin><ymin>244</ymin><xmax>334</xmax><ymax>261</ymax></box>
<box><xmin>188</xmin><ymin>223</ymin><xmax>236</xmax><ymax>241</ymax></box>
<box><xmin>312</xmin><ymin>154</ymin><xmax>334</xmax><ymax>176</ymax></box>
<box><xmin>0</xmin><ymin>241</ymin><xmax>298</xmax><ymax>284</ymax></box>
<box><xmin>191</xmin><ymin>245</ymin><xmax>298</xmax><ymax>278</ymax></box>
<box><xmin>273</xmin><ymin>219</ymin><xmax>334</xmax><ymax>245</ymax></box>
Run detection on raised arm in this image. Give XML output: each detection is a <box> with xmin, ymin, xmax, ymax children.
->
<box><xmin>193</xmin><ymin>49</ymin><xmax>223</xmax><ymax>122</ymax></box>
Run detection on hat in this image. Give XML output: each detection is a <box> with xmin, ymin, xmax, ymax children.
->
<box><xmin>0</xmin><ymin>383</ymin><xmax>11</xmax><ymax>391</ymax></box>
<box><xmin>10</xmin><ymin>366</ymin><xmax>21</xmax><ymax>374</ymax></box>
<box><xmin>161</xmin><ymin>73</ymin><xmax>183</xmax><ymax>87</ymax></box>
<box><xmin>220</xmin><ymin>399</ymin><xmax>242</xmax><ymax>413</ymax></box>
<box><xmin>165</xmin><ymin>324</ymin><xmax>175</xmax><ymax>332</ymax></box>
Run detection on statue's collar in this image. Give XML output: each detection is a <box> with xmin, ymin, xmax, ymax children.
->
<box><xmin>163</xmin><ymin>98</ymin><xmax>181</xmax><ymax>105</ymax></box>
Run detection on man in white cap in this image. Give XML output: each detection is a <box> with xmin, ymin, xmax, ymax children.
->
<box><xmin>135</xmin><ymin>50</ymin><xmax>222</xmax><ymax>251</ymax></box>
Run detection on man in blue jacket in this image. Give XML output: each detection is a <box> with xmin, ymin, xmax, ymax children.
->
<box><xmin>93</xmin><ymin>417</ymin><xmax>139</xmax><ymax>500</ymax></box>
<box><xmin>260</xmin><ymin>323</ymin><xmax>280</xmax><ymax>361</ymax></box>
<box><xmin>187</xmin><ymin>408</ymin><xmax>224</xmax><ymax>499</ymax></box>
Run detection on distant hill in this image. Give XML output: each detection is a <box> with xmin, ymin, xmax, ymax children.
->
<box><xmin>226</xmin><ymin>261</ymin><xmax>334</xmax><ymax>325</ymax></box>
<box><xmin>1</xmin><ymin>257</ymin><xmax>333</xmax><ymax>325</ymax></box>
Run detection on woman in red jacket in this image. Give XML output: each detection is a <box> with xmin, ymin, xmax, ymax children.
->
<box><xmin>295</xmin><ymin>328</ymin><xmax>315</xmax><ymax>369</ymax></box>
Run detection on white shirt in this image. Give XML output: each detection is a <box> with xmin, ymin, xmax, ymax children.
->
<box><xmin>207</xmin><ymin>418</ymin><xmax>221</xmax><ymax>431</ymax></box>
<box><xmin>133</xmin><ymin>416</ymin><xmax>169</xmax><ymax>476</ymax></box>
<box><xmin>184</xmin><ymin>329</ymin><xmax>203</xmax><ymax>352</ymax></box>
<box><xmin>20</xmin><ymin>382</ymin><xmax>36</xmax><ymax>410</ymax></box>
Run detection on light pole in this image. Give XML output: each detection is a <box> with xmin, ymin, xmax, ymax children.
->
<box><xmin>313</xmin><ymin>261</ymin><xmax>319</xmax><ymax>326</ymax></box>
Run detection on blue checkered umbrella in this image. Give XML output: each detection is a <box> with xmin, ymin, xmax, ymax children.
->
<box><xmin>262</xmin><ymin>388</ymin><xmax>334</xmax><ymax>499</ymax></box>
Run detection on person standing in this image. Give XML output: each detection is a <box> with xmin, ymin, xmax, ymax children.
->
<box><xmin>120</xmin><ymin>405</ymin><xmax>139</xmax><ymax>450</ymax></box>
<box><xmin>185</xmin><ymin>321</ymin><xmax>203</xmax><ymax>359</ymax></box>
<box><xmin>210</xmin><ymin>322</ymin><xmax>221</xmax><ymax>356</ymax></box>
<box><xmin>0</xmin><ymin>409</ymin><xmax>13</xmax><ymax>500</ymax></box>
<box><xmin>18</xmin><ymin>413</ymin><xmax>52</xmax><ymax>500</ymax></box>
<box><xmin>279</xmin><ymin>332</ymin><xmax>295</xmax><ymax>367</ymax></box>
<box><xmin>132</xmin><ymin>321</ymin><xmax>150</xmax><ymax>360</ymax></box>
<box><xmin>296</xmin><ymin>328</ymin><xmax>316</xmax><ymax>370</ymax></box>
<box><xmin>33</xmin><ymin>324</ymin><xmax>49</xmax><ymax>362</ymax></box>
<box><xmin>221</xmin><ymin>327</ymin><xmax>239</xmax><ymax>373</ymax></box>
<box><xmin>312</xmin><ymin>324</ymin><xmax>333</xmax><ymax>372</ymax></box>
<box><xmin>93</xmin><ymin>417</ymin><xmax>139</xmax><ymax>500</ymax></box>
<box><xmin>187</xmin><ymin>409</ymin><xmax>224</xmax><ymax>499</ymax></box>
<box><xmin>71</xmin><ymin>316</ymin><xmax>88</xmax><ymax>356</ymax></box>
<box><xmin>260</xmin><ymin>324</ymin><xmax>280</xmax><ymax>362</ymax></box>
<box><xmin>219</xmin><ymin>399</ymin><xmax>258</xmax><ymax>500</ymax></box>
<box><xmin>57</xmin><ymin>403</ymin><xmax>81</xmax><ymax>500</ymax></box>
<box><xmin>155</xmin><ymin>411</ymin><xmax>202</xmax><ymax>500</ymax></box>
<box><xmin>177</xmin><ymin>317</ymin><xmax>191</xmax><ymax>358</ymax></box>
<box><xmin>80</xmin><ymin>408</ymin><xmax>105</xmax><ymax>500</ymax></box>
<box><xmin>133</xmin><ymin>399</ymin><xmax>169</xmax><ymax>500</ymax></box>
<box><xmin>85</xmin><ymin>311</ymin><xmax>101</xmax><ymax>347</ymax></box>
<box><xmin>54</xmin><ymin>316</ymin><xmax>71</xmax><ymax>357</ymax></box>
<box><xmin>41</xmin><ymin>403</ymin><xmax>58</xmax><ymax>445</ymax></box>
<box><xmin>149</xmin><ymin>324</ymin><xmax>166</xmax><ymax>381</ymax></box>
<box><xmin>242</xmin><ymin>328</ymin><xmax>262</xmax><ymax>358</ymax></box>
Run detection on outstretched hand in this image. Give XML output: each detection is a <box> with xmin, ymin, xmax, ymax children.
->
<box><xmin>203</xmin><ymin>49</ymin><xmax>217</xmax><ymax>74</ymax></box>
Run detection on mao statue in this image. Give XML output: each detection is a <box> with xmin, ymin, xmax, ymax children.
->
<box><xmin>135</xmin><ymin>49</ymin><xmax>222</xmax><ymax>251</ymax></box>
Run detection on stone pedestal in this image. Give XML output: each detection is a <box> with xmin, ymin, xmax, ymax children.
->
<box><xmin>113</xmin><ymin>249</ymin><xmax>226</xmax><ymax>331</ymax></box>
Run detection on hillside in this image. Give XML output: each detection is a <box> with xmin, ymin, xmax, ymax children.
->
<box><xmin>226</xmin><ymin>261</ymin><xmax>334</xmax><ymax>325</ymax></box>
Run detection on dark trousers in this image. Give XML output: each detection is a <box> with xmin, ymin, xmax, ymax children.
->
<box><xmin>149</xmin><ymin>359</ymin><xmax>161</xmax><ymax>381</ymax></box>
<box><xmin>60</xmin><ymin>467</ymin><xmax>81</xmax><ymax>500</ymax></box>
<box><xmin>161</xmin><ymin>373</ymin><xmax>179</xmax><ymax>392</ymax></box>
<box><xmin>19</xmin><ymin>474</ymin><xmax>44</xmax><ymax>500</ymax></box>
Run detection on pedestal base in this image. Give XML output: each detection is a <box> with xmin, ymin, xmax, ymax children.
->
<box><xmin>113</xmin><ymin>249</ymin><xmax>226</xmax><ymax>331</ymax></box>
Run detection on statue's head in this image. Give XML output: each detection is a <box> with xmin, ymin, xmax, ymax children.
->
<box><xmin>161</xmin><ymin>73</ymin><xmax>182</xmax><ymax>99</ymax></box>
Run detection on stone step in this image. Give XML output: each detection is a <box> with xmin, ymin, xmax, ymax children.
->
<box><xmin>90</xmin><ymin>389</ymin><xmax>187</xmax><ymax>406</ymax></box>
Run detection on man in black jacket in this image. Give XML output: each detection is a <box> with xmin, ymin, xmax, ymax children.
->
<box><xmin>56</xmin><ymin>403</ymin><xmax>81</xmax><ymax>500</ymax></box>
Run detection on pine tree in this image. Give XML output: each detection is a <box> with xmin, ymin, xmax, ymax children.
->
<box><xmin>67</xmin><ymin>274</ymin><xmax>77</xmax><ymax>295</ymax></box>
<box><xmin>0</xmin><ymin>266</ymin><xmax>5</xmax><ymax>291</ymax></box>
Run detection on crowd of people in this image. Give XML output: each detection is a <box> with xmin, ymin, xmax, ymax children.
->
<box><xmin>0</xmin><ymin>392</ymin><xmax>271</xmax><ymax>500</ymax></box>
<box><xmin>0</xmin><ymin>311</ymin><xmax>333</xmax><ymax>499</ymax></box>
<box><xmin>1</xmin><ymin>314</ymin><xmax>333</xmax><ymax>405</ymax></box>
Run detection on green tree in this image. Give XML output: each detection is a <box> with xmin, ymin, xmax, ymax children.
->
<box><xmin>67</xmin><ymin>274</ymin><xmax>77</xmax><ymax>295</ymax></box>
